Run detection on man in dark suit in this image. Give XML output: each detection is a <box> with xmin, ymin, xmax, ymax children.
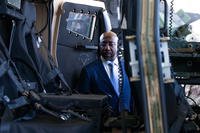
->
<box><xmin>77</xmin><ymin>31</ymin><xmax>132</xmax><ymax>115</ymax></box>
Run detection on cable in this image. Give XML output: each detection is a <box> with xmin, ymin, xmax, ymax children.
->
<box><xmin>185</xmin><ymin>96</ymin><xmax>197</xmax><ymax>106</ymax></box>
<box><xmin>117</xmin><ymin>39</ymin><xmax>126</xmax><ymax>133</ymax></box>
<box><xmin>117</xmin><ymin>48</ymin><xmax>123</xmax><ymax>93</ymax></box>
<box><xmin>169</xmin><ymin>0</ymin><xmax>174</xmax><ymax>38</ymax></box>
<box><xmin>185</xmin><ymin>85</ymin><xmax>198</xmax><ymax>106</ymax></box>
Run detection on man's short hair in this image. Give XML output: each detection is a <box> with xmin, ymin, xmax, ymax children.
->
<box><xmin>99</xmin><ymin>31</ymin><xmax>118</xmax><ymax>43</ymax></box>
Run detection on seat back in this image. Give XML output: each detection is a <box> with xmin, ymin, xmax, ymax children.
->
<box><xmin>55</xmin><ymin>1</ymin><xmax>111</xmax><ymax>89</ymax></box>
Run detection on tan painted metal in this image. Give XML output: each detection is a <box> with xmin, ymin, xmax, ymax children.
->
<box><xmin>140</xmin><ymin>0</ymin><xmax>164</xmax><ymax>132</ymax></box>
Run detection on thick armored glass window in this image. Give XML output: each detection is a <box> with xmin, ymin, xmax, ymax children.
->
<box><xmin>66</xmin><ymin>11</ymin><xmax>96</xmax><ymax>40</ymax></box>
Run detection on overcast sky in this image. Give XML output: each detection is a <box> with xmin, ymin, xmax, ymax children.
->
<box><xmin>171</xmin><ymin>0</ymin><xmax>200</xmax><ymax>13</ymax></box>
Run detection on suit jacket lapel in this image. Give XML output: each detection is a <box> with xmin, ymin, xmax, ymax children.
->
<box><xmin>96</xmin><ymin>59</ymin><xmax>114</xmax><ymax>89</ymax></box>
<box><xmin>97</xmin><ymin>60</ymin><xmax>117</xmax><ymax>95</ymax></box>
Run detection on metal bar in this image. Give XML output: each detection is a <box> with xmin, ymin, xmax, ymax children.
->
<box><xmin>136</xmin><ymin>0</ymin><xmax>151</xmax><ymax>132</ymax></box>
<box><xmin>154</xmin><ymin>0</ymin><xmax>168</xmax><ymax>132</ymax></box>
<box><xmin>136</xmin><ymin>0</ymin><xmax>166</xmax><ymax>132</ymax></box>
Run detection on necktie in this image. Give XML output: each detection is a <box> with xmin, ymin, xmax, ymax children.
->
<box><xmin>108</xmin><ymin>63</ymin><xmax>119</xmax><ymax>96</ymax></box>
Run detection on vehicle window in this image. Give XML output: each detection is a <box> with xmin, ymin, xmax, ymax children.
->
<box><xmin>66</xmin><ymin>12</ymin><xmax>96</xmax><ymax>40</ymax></box>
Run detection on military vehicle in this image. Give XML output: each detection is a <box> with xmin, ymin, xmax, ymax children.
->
<box><xmin>0</xmin><ymin>0</ymin><xmax>200</xmax><ymax>132</ymax></box>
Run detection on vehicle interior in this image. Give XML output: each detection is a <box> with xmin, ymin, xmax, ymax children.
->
<box><xmin>0</xmin><ymin>0</ymin><xmax>200</xmax><ymax>133</ymax></box>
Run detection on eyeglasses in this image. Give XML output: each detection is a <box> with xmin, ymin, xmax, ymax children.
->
<box><xmin>100</xmin><ymin>41</ymin><xmax>117</xmax><ymax>47</ymax></box>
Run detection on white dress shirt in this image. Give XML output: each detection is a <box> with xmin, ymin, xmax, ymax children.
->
<box><xmin>101</xmin><ymin>56</ymin><xmax>119</xmax><ymax>96</ymax></box>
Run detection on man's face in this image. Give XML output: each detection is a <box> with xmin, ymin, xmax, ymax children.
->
<box><xmin>100</xmin><ymin>35</ymin><xmax>118</xmax><ymax>61</ymax></box>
